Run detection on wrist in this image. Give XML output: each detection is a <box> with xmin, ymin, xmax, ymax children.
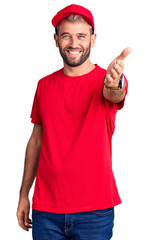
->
<box><xmin>104</xmin><ymin>74</ymin><xmax>125</xmax><ymax>90</ymax></box>
<box><xmin>19</xmin><ymin>188</ymin><xmax>29</xmax><ymax>198</ymax></box>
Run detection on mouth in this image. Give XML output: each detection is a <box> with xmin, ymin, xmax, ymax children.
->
<box><xmin>66</xmin><ymin>50</ymin><xmax>82</xmax><ymax>57</ymax></box>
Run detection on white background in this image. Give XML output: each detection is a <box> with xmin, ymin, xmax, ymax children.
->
<box><xmin>0</xmin><ymin>0</ymin><xmax>148</xmax><ymax>239</ymax></box>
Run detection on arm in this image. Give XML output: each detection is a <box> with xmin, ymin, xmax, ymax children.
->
<box><xmin>17</xmin><ymin>124</ymin><xmax>42</xmax><ymax>231</ymax></box>
<box><xmin>103</xmin><ymin>47</ymin><xmax>131</xmax><ymax>103</ymax></box>
<box><xmin>103</xmin><ymin>78</ymin><xmax>126</xmax><ymax>103</ymax></box>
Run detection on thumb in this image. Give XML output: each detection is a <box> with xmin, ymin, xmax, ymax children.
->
<box><xmin>118</xmin><ymin>47</ymin><xmax>132</xmax><ymax>60</ymax></box>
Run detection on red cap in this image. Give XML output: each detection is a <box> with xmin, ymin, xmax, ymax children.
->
<box><xmin>52</xmin><ymin>4</ymin><xmax>95</xmax><ymax>33</ymax></box>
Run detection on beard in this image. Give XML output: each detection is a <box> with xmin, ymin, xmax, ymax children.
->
<box><xmin>58</xmin><ymin>42</ymin><xmax>91</xmax><ymax>67</ymax></box>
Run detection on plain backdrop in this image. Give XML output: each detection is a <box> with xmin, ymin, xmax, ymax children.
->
<box><xmin>0</xmin><ymin>0</ymin><xmax>148</xmax><ymax>239</ymax></box>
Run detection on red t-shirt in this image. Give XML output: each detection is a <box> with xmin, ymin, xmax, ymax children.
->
<box><xmin>30</xmin><ymin>64</ymin><xmax>128</xmax><ymax>213</ymax></box>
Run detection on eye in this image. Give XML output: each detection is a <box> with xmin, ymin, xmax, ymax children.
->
<box><xmin>62</xmin><ymin>35</ymin><xmax>70</xmax><ymax>39</ymax></box>
<box><xmin>78</xmin><ymin>35</ymin><xmax>86</xmax><ymax>39</ymax></box>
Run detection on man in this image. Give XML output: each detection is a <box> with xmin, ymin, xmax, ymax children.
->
<box><xmin>17</xmin><ymin>4</ymin><xmax>131</xmax><ymax>240</ymax></box>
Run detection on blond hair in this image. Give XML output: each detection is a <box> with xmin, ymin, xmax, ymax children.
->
<box><xmin>55</xmin><ymin>15</ymin><xmax>93</xmax><ymax>35</ymax></box>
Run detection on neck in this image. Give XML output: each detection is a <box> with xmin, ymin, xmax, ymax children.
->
<box><xmin>63</xmin><ymin>59</ymin><xmax>96</xmax><ymax>76</ymax></box>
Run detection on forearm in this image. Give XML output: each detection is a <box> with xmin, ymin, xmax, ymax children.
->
<box><xmin>19</xmin><ymin>139</ymin><xmax>41</xmax><ymax>198</ymax></box>
<box><xmin>103</xmin><ymin>79</ymin><xmax>126</xmax><ymax>103</ymax></box>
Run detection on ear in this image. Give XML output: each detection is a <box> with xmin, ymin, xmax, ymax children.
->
<box><xmin>54</xmin><ymin>33</ymin><xmax>59</xmax><ymax>48</ymax></box>
<box><xmin>91</xmin><ymin>33</ymin><xmax>97</xmax><ymax>47</ymax></box>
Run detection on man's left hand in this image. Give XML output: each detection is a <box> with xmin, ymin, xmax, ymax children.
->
<box><xmin>104</xmin><ymin>47</ymin><xmax>132</xmax><ymax>89</ymax></box>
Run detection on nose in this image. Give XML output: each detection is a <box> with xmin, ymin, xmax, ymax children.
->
<box><xmin>69</xmin><ymin>36</ymin><xmax>78</xmax><ymax>48</ymax></box>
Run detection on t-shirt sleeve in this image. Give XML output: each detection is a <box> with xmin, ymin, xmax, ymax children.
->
<box><xmin>30</xmin><ymin>81</ymin><xmax>42</xmax><ymax>125</ymax></box>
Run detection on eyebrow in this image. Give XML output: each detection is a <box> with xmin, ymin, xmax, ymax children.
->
<box><xmin>60</xmin><ymin>32</ymin><xmax>87</xmax><ymax>36</ymax></box>
<box><xmin>60</xmin><ymin>32</ymin><xmax>69</xmax><ymax>36</ymax></box>
<box><xmin>78</xmin><ymin>33</ymin><xmax>87</xmax><ymax>36</ymax></box>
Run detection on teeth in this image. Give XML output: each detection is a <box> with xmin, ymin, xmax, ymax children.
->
<box><xmin>68</xmin><ymin>51</ymin><xmax>80</xmax><ymax>55</ymax></box>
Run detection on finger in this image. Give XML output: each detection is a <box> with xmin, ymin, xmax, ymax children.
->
<box><xmin>24</xmin><ymin>211</ymin><xmax>30</xmax><ymax>227</ymax></box>
<box><xmin>106</xmin><ymin>74</ymin><xmax>113</xmax><ymax>81</ymax></box>
<box><xmin>105</xmin><ymin>74</ymin><xmax>115</xmax><ymax>87</ymax></box>
<box><xmin>29</xmin><ymin>218</ymin><xmax>32</xmax><ymax>224</ymax></box>
<box><xmin>116</xmin><ymin>59</ymin><xmax>124</xmax><ymax>74</ymax></box>
<box><xmin>116</xmin><ymin>59</ymin><xmax>124</xmax><ymax>68</ymax></box>
<box><xmin>110</xmin><ymin>68</ymin><xmax>118</xmax><ymax>79</ymax></box>
<box><xmin>24</xmin><ymin>215</ymin><xmax>32</xmax><ymax>230</ymax></box>
<box><xmin>18</xmin><ymin>213</ymin><xmax>29</xmax><ymax>231</ymax></box>
<box><xmin>26</xmin><ymin>218</ymin><xmax>32</xmax><ymax>228</ymax></box>
<box><xmin>118</xmin><ymin>47</ymin><xmax>132</xmax><ymax>60</ymax></box>
<box><xmin>113</xmin><ymin>63</ymin><xmax>122</xmax><ymax>75</ymax></box>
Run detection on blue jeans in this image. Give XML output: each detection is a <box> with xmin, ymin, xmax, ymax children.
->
<box><xmin>32</xmin><ymin>207</ymin><xmax>114</xmax><ymax>240</ymax></box>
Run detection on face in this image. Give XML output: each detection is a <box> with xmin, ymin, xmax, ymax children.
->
<box><xmin>54</xmin><ymin>21</ymin><xmax>96</xmax><ymax>67</ymax></box>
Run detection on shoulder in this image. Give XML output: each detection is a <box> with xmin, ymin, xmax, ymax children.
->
<box><xmin>38</xmin><ymin>68</ymin><xmax>62</xmax><ymax>86</ymax></box>
<box><xmin>35</xmin><ymin>68</ymin><xmax>62</xmax><ymax>97</ymax></box>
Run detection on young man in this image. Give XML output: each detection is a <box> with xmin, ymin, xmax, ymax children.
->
<box><xmin>17</xmin><ymin>4</ymin><xmax>131</xmax><ymax>240</ymax></box>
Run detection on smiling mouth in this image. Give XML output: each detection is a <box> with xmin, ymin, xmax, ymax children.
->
<box><xmin>66</xmin><ymin>50</ymin><xmax>82</xmax><ymax>56</ymax></box>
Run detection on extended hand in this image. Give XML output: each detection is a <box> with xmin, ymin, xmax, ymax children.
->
<box><xmin>104</xmin><ymin>47</ymin><xmax>132</xmax><ymax>89</ymax></box>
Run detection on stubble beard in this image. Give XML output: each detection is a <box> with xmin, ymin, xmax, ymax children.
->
<box><xmin>58</xmin><ymin>42</ymin><xmax>91</xmax><ymax>67</ymax></box>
